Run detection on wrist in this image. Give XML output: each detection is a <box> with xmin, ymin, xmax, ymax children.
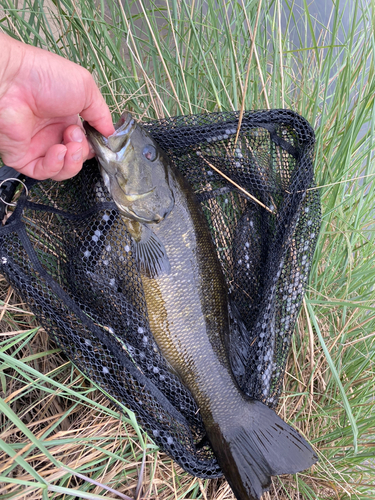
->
<box><xmin>0</xmin><ymin>33</ymin><xmax>26</xmax><ymax>99</ymax></box>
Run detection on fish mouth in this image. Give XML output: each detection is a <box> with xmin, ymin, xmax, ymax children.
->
<box><xmin>107</xmin><ymin>113</ymin><xmax>136</xmax><ymax>152</ymax></box>
<box><xmin>114</xmin><ymin>112</ymin><xmax>134</xmax><ymax>132</ymax></box>
<box><xmin>83</xmin><ymin>113</ymin><xmax>136</xmax><ymax>157</ymax></box>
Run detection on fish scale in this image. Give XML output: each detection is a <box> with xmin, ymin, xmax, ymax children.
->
<box><xmin>84</xmin><ymin>112</ymin><xmax>318</xmax><ymax>500</ymax></box>
<box><xmin>141</xmin><ymin>169</ymin><xmax>232</xmax><ymax>417</ymax></box>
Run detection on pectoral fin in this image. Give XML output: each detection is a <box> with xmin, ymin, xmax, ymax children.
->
<box><xmin>123</xmin><ymin>218</ymin><xmax>171</xmax><ymax>278</ymax></box>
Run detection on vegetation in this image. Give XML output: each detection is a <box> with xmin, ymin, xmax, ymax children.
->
<box><xmin>0</xmin><ymin>0</ymin><xmax>374</xmax><ymax>498</ymax></box>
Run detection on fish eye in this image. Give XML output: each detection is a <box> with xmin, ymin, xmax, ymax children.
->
<box><xmin>142</xmin><ymin>144</ymin><xmax>157</xmax><ymax>162</ymax></box>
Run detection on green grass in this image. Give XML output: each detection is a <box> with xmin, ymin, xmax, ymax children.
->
<box><xmin>1</xmin><ymin>0</ymin><xmax>375</xmax><ymax>498</ymax></box>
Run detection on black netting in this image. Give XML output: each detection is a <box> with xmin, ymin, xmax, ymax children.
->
<box><xmin>0</xmin><ymin>109</ymin><xmax>320</xmax><ymax>478</ymax></box>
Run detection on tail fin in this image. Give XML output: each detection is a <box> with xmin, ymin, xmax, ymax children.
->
<box><xmin>207</xmin><ymin>400</ymin><xmax>317</xmax><ymax>500</ymax></box>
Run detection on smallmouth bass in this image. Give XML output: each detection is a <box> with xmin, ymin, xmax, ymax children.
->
<box><xmin>84</xmin><ymin>113</ymin><xmax>317</xmax><ymax>500</ymax></box>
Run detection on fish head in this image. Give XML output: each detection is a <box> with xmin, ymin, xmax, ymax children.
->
<box><xmin>84</xmin><ymin>112</ymin><xmax>174</xmax><ymax>224</ymax></box>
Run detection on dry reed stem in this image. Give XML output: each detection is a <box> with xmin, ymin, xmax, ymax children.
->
<box><xmin>235</xmin><ymin>0</ymin><xmax>263</xmax><ymax>147</ymax></box>
<box><xmin>0</xmin><ymin>283</ymin><xmax>241</xmax><ymax>499</ymax></box>
<box><xmin>201</xmin><ymin>158</ymin><xmax>274</xmax><ymax>213</ymax></box>
<box><xmin>0</xmin><ymin>250</ymin><xmax>350</xmax><ymax>499</ymax></box>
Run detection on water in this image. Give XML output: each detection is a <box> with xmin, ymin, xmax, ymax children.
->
<box><xmin>283</xmin><ymin>0</ymin><xmax>369</xmax><ymax>47</ymax></box>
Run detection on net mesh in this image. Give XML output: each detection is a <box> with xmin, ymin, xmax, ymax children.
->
<box><xmin>0</xmin><ymin>109</ymin><xmax>320</xmax><ymax>478</ymax></box>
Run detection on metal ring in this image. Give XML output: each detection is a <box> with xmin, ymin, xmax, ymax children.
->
<box><xmin>0</xmin><ymin>178</ymin><xmax>29</xmax><ymax>207</ymax></box>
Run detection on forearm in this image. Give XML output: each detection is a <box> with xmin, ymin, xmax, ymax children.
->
<box><xmin>0</xmin><ymin>33</ymin><xmax>26</xmax><ymax>99</ymax></box>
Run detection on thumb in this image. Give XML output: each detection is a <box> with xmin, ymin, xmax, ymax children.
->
<box><xmin>79</xmin><ymin>70</ymin><xmax>115</xmax><ymax>137</ymax></box>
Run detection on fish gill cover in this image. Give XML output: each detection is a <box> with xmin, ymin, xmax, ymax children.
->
<box><xmin>0</xmin><ymin>109</ymin><xmax>320</xmax><ymax>477</ymax></box>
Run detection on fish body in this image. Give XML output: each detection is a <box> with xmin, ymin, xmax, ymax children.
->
<box><xmin>84</xmin><ymin>113</ymin><xmax>317</xmax><ymax>500</ymax></box>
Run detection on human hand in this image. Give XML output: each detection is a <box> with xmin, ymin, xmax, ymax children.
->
<box><xmin>0</xmin><ymin>33</ymin><xmax>115</xmax><ymax>181</ymax></box>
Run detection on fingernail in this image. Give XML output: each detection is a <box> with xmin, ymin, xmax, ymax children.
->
<box><xmin>72</xmin><ymin>148</ymin><xmax>82</xmax><ymax>161</ymax></box>
<box><xmin>57</xmin><ymin>147</ymin><xmax>67</xmax><ymax>161</ymax></box>
<box><xmin>71</xmin><ymin>127</ymin><xmax>84</xmax><ymax>143</ymax></box>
